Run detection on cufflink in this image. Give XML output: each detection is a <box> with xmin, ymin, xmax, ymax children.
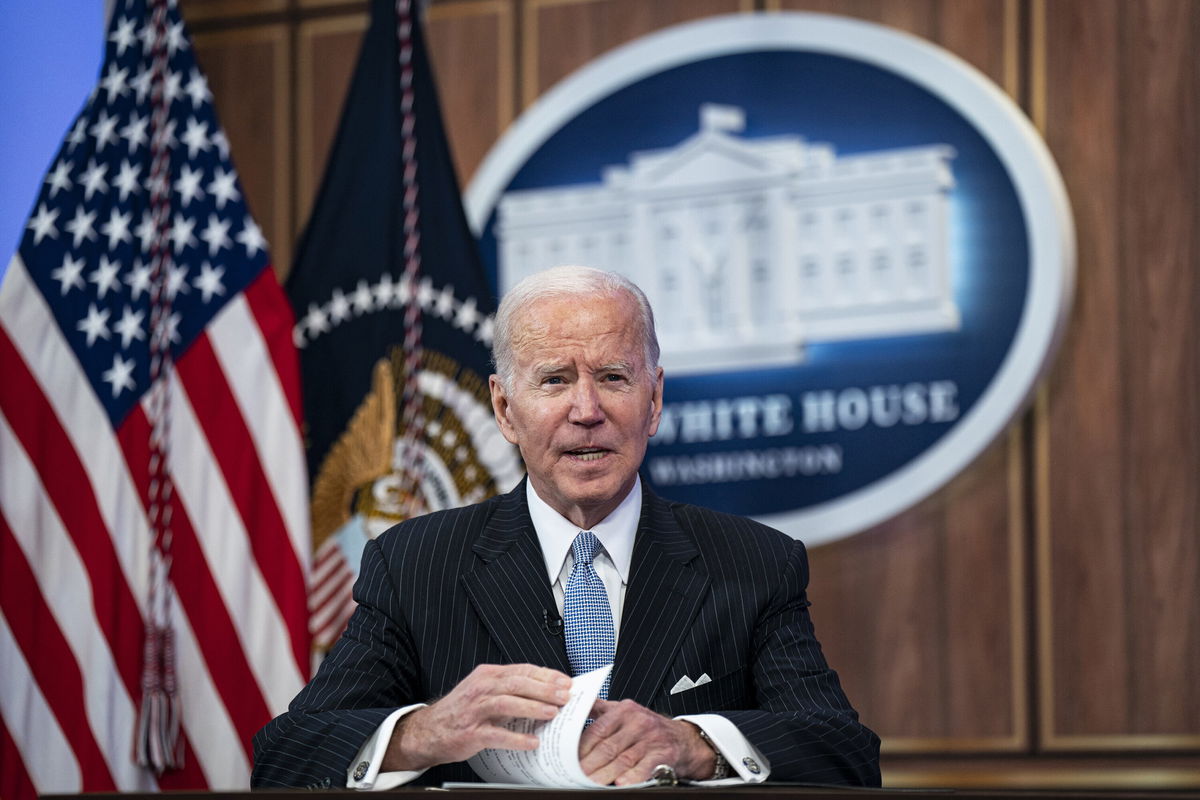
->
<box><xmin>742</xmin><ymin>756</ymin><xmax>761</xmax><ymax>775</ymax></box>
<box><xmin>353</xmin><ymin>761</ymin><xmax>370</xmax><ymax>781</ymax></box>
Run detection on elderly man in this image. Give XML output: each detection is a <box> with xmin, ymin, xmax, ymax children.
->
<box><xmin>252</xmin><ymin>266</ymin><xmax>880</xmax><ymax>789</ymax></box>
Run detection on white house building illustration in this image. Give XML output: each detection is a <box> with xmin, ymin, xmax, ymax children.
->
<box><xmin>495</xmin><ymin>105</ymin><xmax>959</xmax><ymax>373</ymax></box>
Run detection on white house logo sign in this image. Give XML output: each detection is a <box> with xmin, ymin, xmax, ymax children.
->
<box><xmin>466</xmin><ymin>14</ymin><xmax>1074</xmax><ymax>545</ymax></box>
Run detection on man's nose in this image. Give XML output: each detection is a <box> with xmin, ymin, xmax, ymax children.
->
<box><xmin>567</xmin><ymin>381</ymin><xmax>605</xmax><ymax>425</ymax></box>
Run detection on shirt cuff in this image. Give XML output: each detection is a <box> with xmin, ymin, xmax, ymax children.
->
<box><xmin>346</xmin><ymin>704</ymin><xmax>428</xmax><ymax>790</ymax></box>
<box><xmin>675</xmin><ymin>714</ymin><xmax>770</xmax><ymax>783</ymax></box>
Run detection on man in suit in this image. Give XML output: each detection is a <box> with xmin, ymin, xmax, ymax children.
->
<box><xmin>252</xmin><ymin>266</ymin><xmax>880</xmax><ymax>789</ymax></box>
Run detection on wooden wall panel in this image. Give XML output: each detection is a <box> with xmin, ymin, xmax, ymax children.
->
<box><xmin>296</xmin><ymin>14</ymin><xmax>369</xmax><ymax>242</ymax></box>
<box><xmin>426</xmin><ymin>1</ymin><xmax>514</xmax><ymax>185</ymax></box>
<box><xmin>1036</xmin><ymin>0</ymin><xmax>1127</xmax><ymax>742</ymax></box>
<box><xmin>523</xmin><ymin>0</ymin><xmax>751</xmax><ymax>106</ymax></box>
<box><xmin>184</xmin><ymin>0</ymin><xmax>285</xmax><ymax>22</ymax></box>
<box><xmin>1040</xmin><ymin>0</ymin><xmax>1200</xmax><ymax>749</ymax></box>
<box><xmin>771</xmin><ymin>0</ymin><xmax>1026</xmax><ymax>752</ymax></box>
<box><xmin>192</xmin><ymin>24</ymin><xmax>292</xmax><ymax>279</ymax></box>
<box><xmin>1118</xmin><ymin>0</ymin><xmax>1200</xmax><ymax>739</ymax></box>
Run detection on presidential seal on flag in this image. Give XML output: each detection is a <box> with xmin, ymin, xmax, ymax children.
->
<box><xmin>288</xmin><ymin>0</ymin><xmax>522</xmax><ymax>653</ymax></box>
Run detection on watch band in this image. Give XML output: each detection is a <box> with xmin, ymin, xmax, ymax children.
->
<box><xmin>696</xmin><ymin>727</ymin><xmax>730</xmax><ymax>780</ymax></box>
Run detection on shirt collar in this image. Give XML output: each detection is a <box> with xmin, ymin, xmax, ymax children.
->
<box><xmin>527</xmin><ymin>475</ymin><xmax>641</xmax><ymax>587</ymax></box>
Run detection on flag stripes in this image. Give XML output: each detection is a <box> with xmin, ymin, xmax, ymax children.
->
<box><xmin>173</xmin><ymin>332</ymin><xmax>308</xmax><ymax>675</ymax></box>
<box><xmin>0</xmin><ymin>613</ymin><xmax>81</xmax><ymax>794</ymax></box>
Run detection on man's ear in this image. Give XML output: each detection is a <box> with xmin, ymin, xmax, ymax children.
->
<box><xmin>489</xmin><ymin>374</ymin><xmax>520</xmax><ymax>445</ymax></box>
<box><xmin>646</xmin><ymin>366</ymin><xmax>665</xmax><ymax>437</ymax></box>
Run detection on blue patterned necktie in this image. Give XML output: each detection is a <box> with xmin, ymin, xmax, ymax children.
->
<box><xmin>563</xmin><ymin>531</ymin><xmax>615</xmax><ymax>699</ymax></box>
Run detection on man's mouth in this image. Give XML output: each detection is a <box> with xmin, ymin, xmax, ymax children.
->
<box><xmin>566</xmin><ymin>447</ymin><xmax>608</xmax><ymax>462</ymax></box>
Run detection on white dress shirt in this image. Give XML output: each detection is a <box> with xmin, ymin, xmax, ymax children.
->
<box><xmin>347</xmin><ymin>476</ymin><xmax>768</xmax><ymax>789</ymax></box>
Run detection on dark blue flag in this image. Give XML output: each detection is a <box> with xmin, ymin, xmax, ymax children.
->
<box><xmin>287</xmin><ymin>0</ymin><xmax>521</xmax><ymax>649</ymax></box>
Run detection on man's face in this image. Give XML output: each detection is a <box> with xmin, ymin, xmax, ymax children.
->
<box><xmin>490</xmin><ymin>292</ymin><xmax>664</xmax><ymax>529</ymax></box>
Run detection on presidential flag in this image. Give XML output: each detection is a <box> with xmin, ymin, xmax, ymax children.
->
<box><xmin>288</xmin><ymin>0</ymin><xmax>521</xmax><ymax>651</ymax></box>
<box><xmin>0</xmin><ymin>0</ymin><xmax>310</xmax><ymax>796</ymax></box>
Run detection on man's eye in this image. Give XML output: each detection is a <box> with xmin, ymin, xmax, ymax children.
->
<box><xmin>603</xmin><ymin>373</ymin><xmax>626</xmax><ymax>382</ymax></box>
<box><xmin>543</xmin><ymin>376</ymin><xmax>565</xmax><ymax>385</ymax></box>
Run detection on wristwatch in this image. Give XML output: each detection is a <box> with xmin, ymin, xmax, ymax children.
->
<box><xmin>696</xmin><ymin>727</ymin><xmax>730</xmax><ymax>780</ymax></box>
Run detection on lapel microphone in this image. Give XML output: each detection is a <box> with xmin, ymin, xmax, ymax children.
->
<box><xmin>542</xmin><ymin>608</ymin><xmax>563</xmax><ymax>636</ymax></box>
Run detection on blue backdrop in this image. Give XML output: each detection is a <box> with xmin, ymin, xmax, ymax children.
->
<box><xmin>0</xmin><ymin>2</ymin><xmax>105</xmax><ymax>278</ymax></box>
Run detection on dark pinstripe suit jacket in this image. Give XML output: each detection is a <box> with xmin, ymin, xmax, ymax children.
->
<box><xmin>251</xmin><ymin>482</ymin><xmax>880</xmax><ymax>788</ymax></box>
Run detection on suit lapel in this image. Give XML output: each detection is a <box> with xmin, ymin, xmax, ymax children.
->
<box><xmin>609</xmin><ymin>489</ymin><xmax>710</xmax><ymax>706</ymax></box>
<box><xmin>461</xmin><ymin>484</ymin><xmax>571</xmax><ymax>674</ymax></box>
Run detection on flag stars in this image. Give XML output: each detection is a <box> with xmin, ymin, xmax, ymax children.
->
<box><xmin>207</xmin><ymin>167</ymin><xmax>240</xmax><ymax>209</ymax></box>
<box><xmin>45</xmin><ymin>161</ymin><xmax>74</xmax><ymax>198</ymax></box>
<box><xmin>150</xmin><ymin>118</ymin><xmax>178</xmax><ymax>154</ymax></box>
<box><xmin>434</xmin><ymin>284</ymin><xmax>456</xmax><ymax>319</ymax></box>
<box><xmin>27</xmin><ymin>203</ymin><xmax>60</xmax><ymax>245</ymax></box>
<box><xmin>89</xmin><ymin>255</ymin><xmax>122</xmax><ymax>299</ymax></box>
<box><xmin>328</xmin><ymin>288</ymin><xmax>351</xmax><ymax>324</ymax></box>
<box><xmin>166</xmin><ymin>261</ymin><xmax>191</xmax><ymax>301</ymax></box>
<box><xmin>151</xmin><ymin>317</ymin><xmax>172</xmax><ymax>351</ymax></box>
<box><xmin>102</xmin><ymin>353</ymin><xmax>136</xmax><ymax>397</ymax></box>
<box><xmin>144</xmin><ymin>169</ymin><xmax>168</xmax><ymax>200</ymax></box>
<box><xmin>113</xmin><ymin>159</ymin><xmax>142</xmax><ymax>201</ymax></box>
<box><xmin>114</xmin><ymin>306</ymin><xmax>146</xmax><ymax>349</ymax></box>
<box><xmin>131</xmin><ymin>66</ymin><xmax>153</xmax><ymax>104</ymax></box>
<box><xmin>455</xmin><ymin>296</ymin><xmax>480</xmax><ymax>332</ymax></box>
<box><xmin>109</xmin><ymin>15</ymin><xmax>138</xmax><ymax>56</ymax></box>
<box><xmin>181</xmin><ymin>117</ymin><xmax>211</xmax><ymax>160</ymax></box>
<box><xmin>90</xmin><ymin>109</ymin><xmax>120</xmax><ymax>151</ymax></box>
<box><xmin>77</xmin><ymin>303</ymin><xmax>112</xmax><ymax>347</ymax></box>
<box><xmin>166</xmin><ymin>21</ymin><xmax>188</xmax><ymax>56</ymax></box>
<box><xmin>100</xmin><ymin>208</ymin><xmax>133</xmax><ymax>250</ymax></box>
<box><xmin>235</xmin><ymin>217</ymin><xmax>266</xmax><ymax>257</ymax></box>
<box><xmin>80</xmin><ymin>159</ymin><xmax>110</xmax><ymax>201</ymax></box>
<box><xmin>121</xmin><ymin>113</ymin><xmax>149</xmax><ymax>152</ymax></box>
<box><xmin>165</xmin><ymin>311</ymin><xmax>183</xmax><ymax>346</ymax></box>
<box><xmin>164</xmin><ymin>70</ymin><xmax>184</xmax><ymax>106</ymax></box>
<box><xmin>294</xmin><ymin>279</ymin><xmax>492</xmax><ymax>347</ymax></box>
<box><xmin>193</xmin><ymin>262</ymin><xmax>226</xmax><ymax>303</ymax></box>
<box><xmin>476</xmin><ymin>316</ymin><xmax>494</xmax><ymax>345</ymax></box>
<box><xmin>169</xmin><ymin>213</ymin><xmax>197</xmax><ymax>253</ymax></box>
<box><xmin>199</xmin><ymin>214</ymin><xmax>232</xmax><ymax>255</ymax></box>
<box><xmin>138</xmin><ymin>20</ymin><xmax>157</xmax><ymax>54</ymax></box>
<box><xmin>351</xmin><ymin>280</ymin><xmax>374</xmax><ymax>315</ymax></box>
<box><xmin>64</xmin><ymin>206</ymin><xmax>99</xmax><ymax>247</ymax></box>
<box><xmin>51</xmin><ymin>253</ymin><xmax>86</xmax><ymax>295</ymax></box>
<box><xmin>135</xmin><ymin>210</ymin><xmax>157</xmax><ymax>252</ymax></box>
<box><xmin>374</xmin><ymin>275</ymin><xmax>396</xmax><ymax>309</ymax></box>
<box><xmin>100</xmin><ymin>63</ymin><xmax>129</xmax><ymax>103</ymax></box>
<box><xmin>125</xmin><ymin>259</ymin><xmax>153</xmax><ymax>300</ymax></box>
<box><xmin>66</xmin><ymin>117</ymin><xmax>88</xmax><ymax>150</ymax></box>
<box><xmin>302</xmin><ymin>303</ymin><xmax>330</xmax><ymax>338</ymax></box>
<box><xmin>211</xmin><ymin>130</ymin><xmax>230</xmax><ymax>160</ymax></box>
<box><xmin>174</xmin><ymin>163</ymin><xmax>206</xmax><ymax>206</ymax></box>
<box><xmin>185</xmin><ymin>69</ymin><xmax>212</xmax><ymax>108</ymax></box>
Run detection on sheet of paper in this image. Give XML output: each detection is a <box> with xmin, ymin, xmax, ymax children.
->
<box><xmin>467</xmin><ymin>664</ymin><xmax>611</xmax><ymax>788</ymax></box>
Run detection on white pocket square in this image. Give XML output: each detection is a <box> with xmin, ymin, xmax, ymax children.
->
<box><xmin>669</xmin><ymin>672</ymin><xmax>712</xmax><ymax>695</ymax></box>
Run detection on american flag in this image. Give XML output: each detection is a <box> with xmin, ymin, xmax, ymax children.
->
<box><xmin>0</xmin><ymin>0</ymin><xmax>310</xmax><ymax>796</ymax></box>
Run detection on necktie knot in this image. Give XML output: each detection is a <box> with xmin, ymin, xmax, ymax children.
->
<box><xmin>572</xmin><ymin>531</ymin><xmax>601</xmax><ymax>566</ymax></box>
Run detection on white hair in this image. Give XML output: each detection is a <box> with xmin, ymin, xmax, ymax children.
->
<box><xmin>492</xmin><ymin>266</ymin><xmax>660</xmax><ymax>392</ymax></box>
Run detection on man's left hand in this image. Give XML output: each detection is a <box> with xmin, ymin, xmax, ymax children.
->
<box><xmin>578</xmin><ymin>699</ymin><xmax>715</xmax><ymax>786</ymax></box>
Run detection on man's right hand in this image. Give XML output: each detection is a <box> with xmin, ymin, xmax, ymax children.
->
<box><xmin>380</xmin><ymin>664</ymin><xmax>573</xmax><ymax>772</ymax></box>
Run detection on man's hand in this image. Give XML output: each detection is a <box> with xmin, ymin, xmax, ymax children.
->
<box><xmin>578</xmin><ymin>699</ymin><xmax>716</xmax><ymax>786</ymax></box>
<box><xmin>381</xmin><ymin>664</ymin><xmax>572</xmax><ymax>772</ymax></box>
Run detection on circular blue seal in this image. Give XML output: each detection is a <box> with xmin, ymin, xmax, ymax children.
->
<box><xmin>466</xmin><ymin>13</ymin><xmax>1073</xmax><ymax>545</ymax></box>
